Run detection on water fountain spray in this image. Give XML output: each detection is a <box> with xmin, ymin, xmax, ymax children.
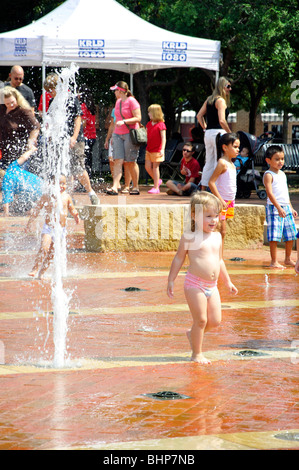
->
<box><xmin>42</xmin><ymin>64</ymin><xmax>79</xmax><ymax>367</ymax></box>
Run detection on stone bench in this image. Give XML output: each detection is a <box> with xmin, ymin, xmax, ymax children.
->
<box><xmin>78</xmin><ymin>203</ymin><xmax>266</xmax><ymax>252</ymax></box>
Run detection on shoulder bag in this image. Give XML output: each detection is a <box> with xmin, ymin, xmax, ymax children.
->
<box><xmin>119</xmin><ymin>101</ymin><xmax>147</xmax><ymax>146</ymax></box>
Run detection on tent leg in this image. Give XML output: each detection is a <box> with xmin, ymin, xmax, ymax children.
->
<box><xmin>130</xmin><ymin>73</ymin><xmax>133</xmax><ymax>93</ymax></box>
<box><xmin>42</xmin><ymin>63</ymin><xmax>46</xmax><ymax>122</ymax></box>
<box><xmin>41</xmin><ymin>63</ymin><xmax>47</xmax><ymax>176</ymax></box>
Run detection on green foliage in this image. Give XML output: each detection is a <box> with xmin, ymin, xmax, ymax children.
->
<box><xmin>1</xmin><ymin>0</ymin><xmax>298</xmax><ymax>134</ymax></box>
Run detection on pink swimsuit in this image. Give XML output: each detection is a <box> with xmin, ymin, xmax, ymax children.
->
<box><xmin>184</xmin><ymin>271</ymin><xmax>218</xmax><ymax>298</ymax></box>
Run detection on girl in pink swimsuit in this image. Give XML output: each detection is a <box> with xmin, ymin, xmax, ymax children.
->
<box><xmin>167</xmin><ymin>191</ymin><xmax>238</xmax><ymax>364</ymax></box>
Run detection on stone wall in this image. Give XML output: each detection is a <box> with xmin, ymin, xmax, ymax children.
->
<box><xmin>224</xmin><ymin>204</ymin><xmax>266</xmax><ymax>250</ymax></box>
<box><xmin>78</xmin><ymin>203</ymin><xmax>265</xmax><ymax>252</ymax></box>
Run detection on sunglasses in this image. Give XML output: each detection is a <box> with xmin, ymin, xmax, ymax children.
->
<box><xmin>183</xmin><ymin>149</ymin><xmax>192</xmax><ymax>153</ymax></box>
<box><xmin>226</xmin><ymin>84</ymin><xmax>232</xmax><ymax>90</ymax></box>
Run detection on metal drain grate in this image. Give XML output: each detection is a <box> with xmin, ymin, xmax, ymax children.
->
<box><xmin>143</xmin><ymin>391</ymin><xmax>192</xmax><ymax>400</ymax></box>
<box><xmin>234</xmin><ymin>350</ymin><xmax>270</xmax><ymax>357</ymax></box>
<box><xmin>121</xmin><ymin>287</ymin><xmax>147</xmax><ymax>292</ymax></box>
<box><xmin>49</xmin><ymin>311</ymin><xmax>78</xmax><ymax>315</ymax></box>
<box><xmin>274</xmin><ymin>432</ymin><xmax>299</xmax><ymax>442</ymax></box>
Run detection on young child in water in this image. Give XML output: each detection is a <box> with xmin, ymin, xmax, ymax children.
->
<box><xmin>167</xmin><ymin>191</ymin><xmax>238</xmax><ymax>364</ymax></box>
<box><xmin>1</xmin><ymin>145</ymin><xmax>43</xmax><ymax>217</ymax></box>
<box><xmin>25</xmin><ymin>174</ymin><xmax>79</xmax><ymax>279</ymax></box>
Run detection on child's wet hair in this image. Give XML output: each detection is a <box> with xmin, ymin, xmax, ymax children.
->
<box><xmin>189</xmin><ymin>191</ymin><xmax>222</xmax><ymax>231</ymax></box>
<box><xmin>49</xmin><ymin>173</ymin><xmax>67</xmax><ymax>184</ymax></box>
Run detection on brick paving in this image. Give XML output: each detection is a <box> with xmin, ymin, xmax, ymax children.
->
<box><xmin>0</xmin><ymin>186</ymin><xmax>298</xmax><ymax>450</ymax></box>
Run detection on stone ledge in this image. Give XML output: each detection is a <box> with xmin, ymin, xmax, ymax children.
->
<box><xmin>78</xmin><ymin>203</ymin><xmax>265</xmax><ymax>252</ymax></box>
<box><xmin>225</xmin><ymin>204</ymin><xmax>265</xmax><ymax>250</ymax></box>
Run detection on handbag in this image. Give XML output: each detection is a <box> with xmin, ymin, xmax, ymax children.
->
<box><xmin>129</xmin><ymin>126</ymin><xmax>147</xmax><ymax>146</ymax></box>
<box><xmin>119</xmin><ymin>102</ymin><xmax>147</xmax><ymax>146</ymax></box>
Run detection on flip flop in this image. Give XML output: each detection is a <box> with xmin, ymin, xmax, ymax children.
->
<box><xmin>129</xmin><ymin>189</ymin><xmax>140</xmax><ymax>195</ymax></box>
<box><xmin>106</xmin><ymin>189</ymin><xmax>118</xmax><ymax>195</ymax></box>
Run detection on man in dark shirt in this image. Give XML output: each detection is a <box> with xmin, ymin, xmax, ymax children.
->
<box><xmin>4</xmin><ymin>65</ymin><xmax>36</xmax><ymax>112</ymax></box>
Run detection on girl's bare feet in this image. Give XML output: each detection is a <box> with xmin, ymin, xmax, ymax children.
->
<box><xmin>191</xmin><ymin>353</ymin><xmax>211</xmax><ymax>365</ymax></box>
<box><xmin>186</xmin><ymin>330</ymin><xmax>211</xmax><ymax>364</ymax></box>
<box><xmin>269</xmin><ymin>262</ymin><xmax>286</xmax><ymax>269</ymax></box>
<box><xmin>284</xmin><ymin>259</ymin><xmax>295</xmax><ymax>267</ymax></box>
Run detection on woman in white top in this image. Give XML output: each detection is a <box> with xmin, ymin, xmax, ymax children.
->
<box><xmin>197</xmin><ymin>77</ymin><xmax>232</xmax><ymax>190</ymax></box>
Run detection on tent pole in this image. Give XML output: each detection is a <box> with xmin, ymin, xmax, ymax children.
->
<box><xmin>41</xmin><ymin>63</ymin><xmax>47</xmax><ymax>172</ymax></box>
<box><xmin>130</xmin><ymin>73</ymin><xmax>133</xmax><ymax>93</ymax></box>
<box><xmin>42</xmin><ymin>63</ymin><xmax>46</xmax><ymax>122</ymax></box>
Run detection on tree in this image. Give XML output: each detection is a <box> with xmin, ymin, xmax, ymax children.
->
<box><xmin>2</xmin><ymin>0</ymin><xmax>298</xmax><ymax>136</ymax></box>
<box><xmin>121</xmin><ymin>0</ymin><xmax>299</xmax><ymax>135</ymax></box>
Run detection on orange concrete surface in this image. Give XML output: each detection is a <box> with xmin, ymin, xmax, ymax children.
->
<box><xmin>0</xmin><ymin>186</ymin><xmax>298</xmax><ymax>450</ymax></box>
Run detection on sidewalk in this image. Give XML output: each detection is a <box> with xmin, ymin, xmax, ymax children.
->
<box><xmin>0</xmin><ymin>187</ymin><xmax>298</xmax><ymax>450</ymax></box>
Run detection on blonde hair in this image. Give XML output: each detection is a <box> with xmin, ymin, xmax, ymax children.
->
<box><xmin>190</xmin><ymin>191</ymin><xmax>222</xmax><ymax>231</ymax></box>
<box><xmin>148</xmin><ymin>104</ymin><xmax>164</xmax><ymax>122</ymax></box>
<box><xmin>43</xmin><ymin>73</ymin><xmax>59</xmax><ymax>92</ymax></box>
<box><xmin>2</xmin><ymin>86</ymin><xmax>31</xmax><ymax>110</ymax></box>
<box><xmin>207</xmin><ymin>76</ymin><xmax>231</xmax><ymax>107</ymax></box>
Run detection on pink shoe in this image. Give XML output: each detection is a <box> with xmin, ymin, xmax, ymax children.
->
<box><xmin>148</xmin><ymin>187</ymin><xmax>160</xmax><ymax>194</ymax></box>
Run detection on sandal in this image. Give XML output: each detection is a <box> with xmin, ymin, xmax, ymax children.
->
<box><xmin>121</xmin><ymin>188</ymin><xmax>130</xmax><ymax>194</ymax></box>
<box><xmin>129</xmin><ymin>189</ymin><xmax>140</xmax><ymax>195</ymax></box>
<box><xmin>106</xmin><ymin>189</ymin><xmax>118</xmax><ymax>195</ymax></box>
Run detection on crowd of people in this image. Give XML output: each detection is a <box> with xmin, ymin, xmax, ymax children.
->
<box><xmin>0</xmin><ymin>67</ymin><xmax>298</xmax><ymax>363</ymax></box>
<box><xmin>0</xmin><ymin>70</ymin><xmax>234</xmax><ymax>212</ymax></box>
<box><xmin>0</xmin><ymin>66</ymin><xmax>99</xmax><ymax>214</ymax></box>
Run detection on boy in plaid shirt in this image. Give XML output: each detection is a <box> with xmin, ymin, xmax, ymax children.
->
<box><xmin>263</xmin><ymin>145</ymin><xmax>297</xmax><ymax>268</ymax></box>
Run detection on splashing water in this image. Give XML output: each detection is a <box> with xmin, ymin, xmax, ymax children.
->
<box><xmin>42</xmin><ymin>64</ymin><xmax>79</xmax><ymax>367</ymax></box>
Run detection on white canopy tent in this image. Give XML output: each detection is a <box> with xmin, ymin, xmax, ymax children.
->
<box><xmin>0</xmin><ymin>0</ymin><xmax>221</xmax><ymax>78</ymax></box>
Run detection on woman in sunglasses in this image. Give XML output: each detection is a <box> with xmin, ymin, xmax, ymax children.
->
<box><xmin>197</xmin><ymin>77</ymin><xmax>232</xmax><ymax>190</ymax></box>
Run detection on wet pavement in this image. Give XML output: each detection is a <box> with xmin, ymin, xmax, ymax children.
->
<box><xmin>0</xmin><ymin>185</ymin><xmax>298</xmax><ymax>450</ymax></box>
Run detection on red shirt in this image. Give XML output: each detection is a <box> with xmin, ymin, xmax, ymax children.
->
<box><xmin>180</xmin><ymin>157</ymin><xmax>201</xmax><ymax>184</ymax></box>
<box><xmin>81</xmin><ymin>102</ymin><xmax>96</xmax><ymax>139</ymax></box>
<box><xmin>38</xmin><ymin>92</ymin><xmax>52</xmax><ymax>112</ymax></box>
<box><xmin>146</xmin><ymin>120</ymin><xmax>166</xmax><ymax>152</ymax></box>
